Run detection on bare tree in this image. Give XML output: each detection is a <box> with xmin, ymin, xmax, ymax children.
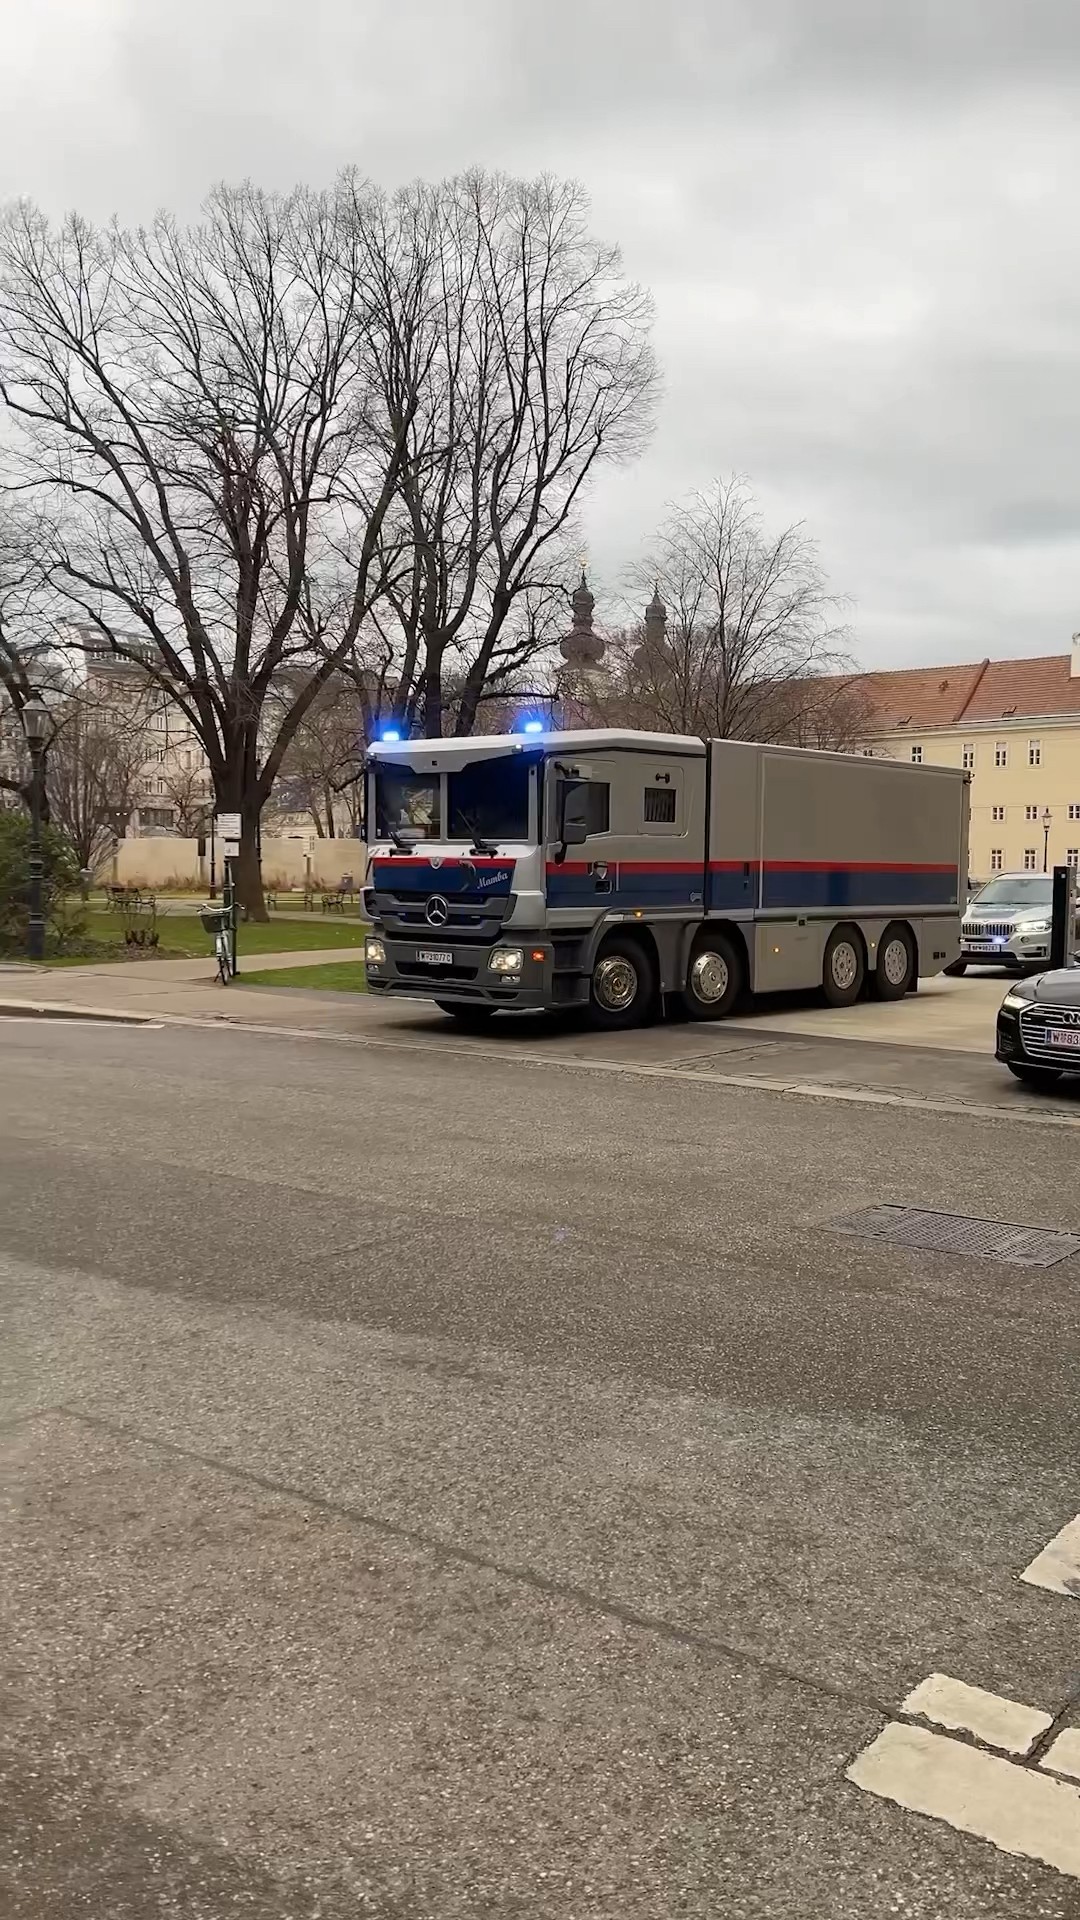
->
<box><xmin>265</xmin><ymin>672</ymin><xmax>364</xmax><ymax>838</ymax></box>
<box><xmin>159</xmin><ymin>759</ymin><xmax>213</xmax><ymax>836</ymax></box>
<box><xmin>357</xmin><ymin>172</ymin><xmax>656</xmax><ymax>738</ymax></box>
<box><xmin>598</xmin><ymin>477</ymin><xmax>853</xmax><ymax>742</ymax></box>
<box><xmin>0</xmin><ymin>179</ymin><xmax>423</xmax><ymax>915</ymax></box>
<box><xmin>45</xmin><ymin>689</ymin><xmax>147</xmax><ymax>870</ymax></box>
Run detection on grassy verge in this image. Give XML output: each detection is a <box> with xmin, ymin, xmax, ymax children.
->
<box><xmin>240</xmin><ymin>961</ymin><xmax>367</xmax><ymax>993</ymax></box>
<box><xmin>41</xmin><ymin>911</ymin><xmax>369</xmax><ymax>965</ymax></box>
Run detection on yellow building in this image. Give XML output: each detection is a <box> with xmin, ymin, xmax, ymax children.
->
<box><xmin>851</xmin><ymin>640</ymin><xmax>1080</xmax><ymax>882</ymax></box>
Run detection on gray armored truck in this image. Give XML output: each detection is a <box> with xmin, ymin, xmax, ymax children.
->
<box><xmin>362</xmin><ymin>728</ymin><xmax>970</xmax><ymax>1030</ymax></box>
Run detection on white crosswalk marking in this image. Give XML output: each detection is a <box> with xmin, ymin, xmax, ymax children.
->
<box><xmin>1020</xmin><ymin>1515</ymin><xmax>1080</xmax><ymax>1598</ymax></box>
<box><xmin>901</xmin><ymin>1672</ymin><xmax>1051</xmax><ymax>1756</ymax></box>
<box><xmin>849</xmin><ymin>1721</ymin><xmax>1080</xmax><ymax>1879</ymax></box>
<box><xmin>1042</xmin><ymin>1731</ymin><xmax>1080</xmax><ymax>1783</ymax></box>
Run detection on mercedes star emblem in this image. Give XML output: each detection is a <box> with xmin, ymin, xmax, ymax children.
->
<box><xmin>425</xmin><ymin>895</ymin><xmax>450</xmax><ymax>926</ymax></box>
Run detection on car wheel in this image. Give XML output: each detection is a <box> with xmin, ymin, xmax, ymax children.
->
<box><xmin>822</xmin><ymin>925</ymin><xmax>866</xmax><ymax>1008</ymax></box>
<box><xmin>681</xmin><ymin>931</ymin><xmax>742</xmax><ymax>1020</ymax></box>
<box><xmin>435</xmin><ymin>1002</ymin><xmax>497</xmax><ymax>1030</ymax></box>
<box><xmin>872</xmin><ymin>923</ymin><xmax>916</xmax><ymax>1001</ymax></box>
<box><xmin>943</xmin><ymin>958</ymin><xmax>967</xmax><ymax>977</ymax></box>
<box><xmin>589</xmin><ymin>935</ymin><xmax>656</xmax><ymax>1030</ymax></box>
<box><xmin>1006</xmin><ymin>1063</ymin><xmax>1063</xmax><ymax>1088</ymax></box>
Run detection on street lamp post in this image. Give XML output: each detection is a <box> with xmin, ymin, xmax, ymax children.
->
<box><xmin>1043</xmin><ymin>808</ymin><xmax>1053</xmax><ymax>873</ymax></box>
<box><xmin>23</xmin><ymin>695</ymin><xmax>48</xmax><ymax>963</ymax></box>
<box><xmin>108</xmin><ymin>805</ymin><xmax>129</xmax><ymax>889</ymax></box>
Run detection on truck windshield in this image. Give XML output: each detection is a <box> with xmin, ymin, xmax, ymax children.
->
<box><xmin>374</xmin><ymin>772</ymin><xmax>440</xmax><ymax>842</ymax></box>
<box><xmin>972</xmin><ymin>876</ymin><xmax>1053</xmax><ymax>907</ymax></box>
<box><xmin>448</xmin><ymin>756</ymin><xmax>530</xmax><ymax>842</ymax></box>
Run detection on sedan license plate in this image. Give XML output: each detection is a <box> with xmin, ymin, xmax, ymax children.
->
<box><xmin>1046</xmin><ymin>1028</ymin><xmax>1080</xmax><ymax>1051</ymax></box>
<box><xmin>416</xmin><ymin>947</ymin><xmax>453</xmax><ymax>966</ymax></box>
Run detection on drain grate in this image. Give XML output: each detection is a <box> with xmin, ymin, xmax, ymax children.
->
<box><xmin>831</xmin><ymin>1204</ymin><xmax>1080</xmax><ymax>1269</ymax></box>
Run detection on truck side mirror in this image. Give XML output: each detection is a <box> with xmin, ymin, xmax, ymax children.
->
<box><xmin>558</xmin><ymin>782</ymin><xmax>589</xmax><ymax>847</ymax></box>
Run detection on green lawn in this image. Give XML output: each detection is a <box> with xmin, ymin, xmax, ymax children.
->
<box><xmin>240</xmin><ymin>961</ymin><xmax>367</xmax><ymax>992</ymax></box>
<box><xmin>45</xmin><ymin>910</ymin><xmax>368</xmax><ymax>965</ymax></box>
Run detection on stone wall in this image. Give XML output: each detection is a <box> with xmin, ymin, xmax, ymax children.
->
<box><xmin>111</xmin><ymin>836</ymin><xmax>366</xmax><ymax>891</ymax></box>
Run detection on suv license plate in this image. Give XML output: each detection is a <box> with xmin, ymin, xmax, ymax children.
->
<box><xmin>417</xmin><ymin>948</ymin><xmax>453</xmax><ymax>965</ymax></box>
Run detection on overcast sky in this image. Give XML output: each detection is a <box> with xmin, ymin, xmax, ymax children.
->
<box><xmin>5</xmin><ymin>0</ymin><xmax>1080</xmax><ymax>668</ymax></box>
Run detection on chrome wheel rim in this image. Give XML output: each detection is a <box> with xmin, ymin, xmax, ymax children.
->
<box><xmin>691</xmin><ymin>950</ymin><xmax>729</xmax><ymax>1004</ymax></box>
<box><xmin>882</xmin><ymin>937</ymin><xmax>908</xmax><ymax>987</ymax></box>
<box><xmin>831</xmin><ymin>941</ymin><xmax>859</xmax><ymax>991</ymax></box>
<box><xmin>594</xmin><ymin>955</ymin><xmax>638</xmax><ymax>1012</ymax></box>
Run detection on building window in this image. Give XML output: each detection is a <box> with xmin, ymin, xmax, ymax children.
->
<box><xmin>1024</xmin><ymin>848</ymin><xmax>1038</xmax><ymax>871</ymax></box>
<box><xmin>992</xmin><ymin>806</ymin><xmax>1005</xmax><ymax>822</ymax></box>
<box><xmin>910</xmin><ymin>744</ymin><xmax>923</xmax><ymax>764</ymax></box>
<box><xmin>990</xmin><ymin>848</ymin><xmax>1003</xmax><ymax>872</ymax></box>
<box><xmin>962</xmin><ymin>743</ymin><xmax>974</xmax><ymax>770</ymax></box>
<box><xmin>139</xmin><ymin>807</ymin><xmax>174</xmax><ymax>830</ymax></box>
<box><xmin>1069</xmin><ymin>804</ymin><xmax>1080</xmax><ymax>821</ymax></box>
<box><xmin>150</xmin><ymin>747</ymin><xmax>166</xmax><ymax>764</ymax></box>
<box><xmin>1025</xmin><ymin>804</ymin><xmax>1039</xmax><ymax>821</ymax></box>
<box><xmin>995</xmin><ymin>742</ymin><xmax>1008</xmax><ymax>767</ymax></box>
<box><xmin>1069</xmin><ymin>849</ymin><xmax>1079</xmax><ymax>869</ymax></box>
<box><xmin>1029</xmin><ymin>739</ymin><xmax>1041</xmax><ymax>766</ymax></box>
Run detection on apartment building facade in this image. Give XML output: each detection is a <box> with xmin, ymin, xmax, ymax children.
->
<box><xmin>848</xmin><ymin>638</ymin><xmax>1080</xmax><ymax>881</ymax></box>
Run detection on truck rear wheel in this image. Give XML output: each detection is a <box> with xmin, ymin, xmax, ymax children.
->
<box><xmin>822</xmin><ymin>925</ymin><xmax>866</xmax><ymax>1007</ymax></box>
<box><xmin>589</xmin><ymin>935</ymin><xmax>655</xmax><ymax>1030</ymax></box>
<box><xmin>872</xmin><ymin>922</ymin><xmax>916</xmax><ymax>1001</ymax></box>
<box><xmin>681</xmin><ymin>931</ymin><xmax>742</xmax><ymax>1020</ymax></box>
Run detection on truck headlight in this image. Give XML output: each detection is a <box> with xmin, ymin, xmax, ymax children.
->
<box><xmin>365</xmin><ymin>937</ymin><xmax>386</xmax><ymax>965</ymax></box>
<box><xmin>489</xmin><ymin>947</ymin><xmax>524</xmax><ymax>973</ymax></box>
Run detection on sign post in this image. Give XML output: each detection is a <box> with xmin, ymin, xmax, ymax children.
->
<box><xmin>215</xmin><ymin>813</ymin><xmax>242</xmax><ymax>978</ymax></box>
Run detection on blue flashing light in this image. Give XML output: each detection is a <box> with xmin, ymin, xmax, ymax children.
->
<box><xmin>521</xmin><ymin>718</ymin><xmax>545</xmax><ymax>735</ymax></box>
<box><xmin>380</xmin><ymin>726</ymin><xmax>401</xmax><ymax>744</ymax></box>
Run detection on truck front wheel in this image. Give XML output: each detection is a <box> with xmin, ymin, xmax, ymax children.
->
<box><xmin>589</xmin><ymin>935</ymin><xmax>656</xmax><ymax>1030</ymax></box>
<box><xmin>681</xmin><ymin>931</ymin><xmax>742</xmax><ymax>1020</ymax></box>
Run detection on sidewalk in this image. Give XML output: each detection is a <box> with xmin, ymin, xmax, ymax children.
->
<box><xmin>0</xmin><ymin>947</ymin><xmax>372</xmax><ymax>1034</ymax></box>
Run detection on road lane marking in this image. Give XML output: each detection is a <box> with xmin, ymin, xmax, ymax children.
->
<box><xmin>1021</xmin><ymin>1516</ymin><xmax>1080</xmax><ymax>1599</ymax></box>
<box><xmin>848</xmin><ymin>1720</ymin><xmax>1080</xmax><ymax>1879</ymax></box>
<box><xmin>901</xmin><ymin>1673</ymin><xmax>1052</xmax><ymax>1757</ymax></box>
<box><xmin>1041</xmin><ymin>1731</ymin><xmax>1080</xmax><ymax>1783</ymax></box>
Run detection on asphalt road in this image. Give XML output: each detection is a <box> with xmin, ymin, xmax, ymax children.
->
<box><xmin>2</xmin><ymin>1013</ymin><xmax>1080</xmax><ymax>1918</ymax></box>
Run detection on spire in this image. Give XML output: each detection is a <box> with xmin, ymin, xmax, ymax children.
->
<box><xmin>560</xmin><ymin>570</ymin><xmax>604</xmax><ymax>670</ymax></box>
<box><xmin>634</xmin><ymin>582</ymin><xmax>668</xmax><ymax>670</ymax></box>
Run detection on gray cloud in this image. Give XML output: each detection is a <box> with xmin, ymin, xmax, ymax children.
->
<box><xmin>5</xmin><ymin>0</ymin><xmax>1080</xmax><ymax>666</ymax></box>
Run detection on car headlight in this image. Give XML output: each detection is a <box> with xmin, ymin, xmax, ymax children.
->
<box><xmin>365</xmin><ymin>937</ymin><xmax>386</xmax><ymax>965</ymax></box>
<box><xmin>489</xmin><ymin>947</ymin><xmax>524</xmax><ymax>974</ymax></box>
<box><xmin>1018</xmin><ymin>920</ymin><xmax>1051</xmax><ymax>936</ymax></box>
<box><xmin>1001</xmin><ymin>989</ymin><xmax>1031</xmax><ymax>1011</ymax></box>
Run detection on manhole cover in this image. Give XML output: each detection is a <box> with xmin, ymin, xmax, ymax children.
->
<box><xmin>831</xmin><ymin>1204</ymin><xmax>1080</xmax><ymax>1269</ymax></box>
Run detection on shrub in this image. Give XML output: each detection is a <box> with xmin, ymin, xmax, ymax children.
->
<box><xmin>0</xmin><ymin>810</ymin><xmax>83</xmax><ymax>951</ymax></box>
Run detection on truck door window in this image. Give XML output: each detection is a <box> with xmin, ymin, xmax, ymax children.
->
<box><xmin>556</xmin><ymin>778</ymin><xmax>609</xmax><ymax>837</ymax></box>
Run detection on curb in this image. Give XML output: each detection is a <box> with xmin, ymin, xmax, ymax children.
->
<box><xmin>0</xmin><ymin>999</ymin><xmax>160</xmax><ymax>1026</ymax></box>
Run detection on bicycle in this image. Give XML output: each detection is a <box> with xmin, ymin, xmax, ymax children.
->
<box><xmin>214</xmin><ymin>921</ymin><xmax>234</xmax><ymax>985</ymax></box>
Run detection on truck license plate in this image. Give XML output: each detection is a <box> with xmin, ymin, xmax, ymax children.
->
<box><xmin>1047</xmin><ymin>1028</ymin><xmax>1080</xmax><ymax>1050</ymax></box>
<box><xmin>417</xmin><ymin>948</ymin><xmax>453</xmax><ymax>965</ymax></box>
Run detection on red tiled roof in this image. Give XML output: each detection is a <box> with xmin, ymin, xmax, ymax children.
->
<box><xmin>846</xmin><ymin>654</ymin><xmax>1080</xmax><ymax>730</ymax></box>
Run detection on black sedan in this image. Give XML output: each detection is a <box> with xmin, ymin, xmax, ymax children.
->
<box><xmin>996</xmin><ymin>968</ymin><xmax>1080</xmax><ymax>1087</ymax></box>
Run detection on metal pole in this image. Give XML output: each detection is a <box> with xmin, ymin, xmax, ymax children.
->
<box><xmin>1044</xmin><ymin>820</ymin><xmax>1051</xmax><ymax>872</ymax></box>
<box><xmin>222</xmin><ymin>854</ymin><xmax>238</xmax><ymax>977</ymax></box>
<box><xmin>209</xmin><ymin>814</ymin><xmax>217</xmax><ymax>898</ymax></box>
<box><xmin>27</xmin><ymin>741</ymin><xmax>45</xmax><ymax>963</ymax></box>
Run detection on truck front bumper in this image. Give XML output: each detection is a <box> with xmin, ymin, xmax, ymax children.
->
<box><xmin>365</xmin><ymin>936</ymin><xmax>563</xmax><ymax>1011</ymax></box>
